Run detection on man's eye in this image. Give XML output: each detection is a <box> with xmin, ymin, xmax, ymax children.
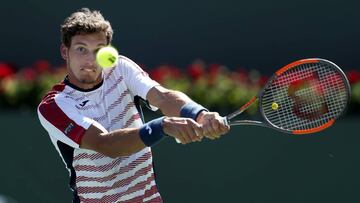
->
<box><xmin>77</xmin><ymin>47</ymin><xmax>87</xmax><ymax>53</ymax></box>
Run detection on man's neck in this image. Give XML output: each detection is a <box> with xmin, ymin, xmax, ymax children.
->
<box><xmin>64</xmin><ymin>76</ymin><xmax>104</xmax><ymax>92</ymax></box>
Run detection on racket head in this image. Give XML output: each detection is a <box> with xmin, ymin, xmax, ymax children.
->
<box><xmin>258</xmin><ymin>58</ymin><xmax>351</xmax><ymax>134</ymax></box>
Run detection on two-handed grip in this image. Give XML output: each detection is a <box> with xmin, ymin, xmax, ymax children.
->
<box><xmin>174</xmin><ymin>116</ymin><xmax>229</xmax><ymax>143</ymax></box>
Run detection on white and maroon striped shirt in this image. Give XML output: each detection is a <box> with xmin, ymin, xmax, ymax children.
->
<box><xmin>37</xmin><ymin>56</ymin><xmax>163</xmax><ymax>203</ymax></box>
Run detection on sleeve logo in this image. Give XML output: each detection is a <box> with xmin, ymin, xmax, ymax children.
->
<box><xmin>64</xmin><ymin>123</ymin><xmax>75</xmax><ymax>135</ymax></box>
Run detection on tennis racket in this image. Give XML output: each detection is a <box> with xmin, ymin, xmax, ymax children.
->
<box><xmin>222</xmin><ymin>58</ymin><xmax>351</xmax><ymax>134</ymax></box>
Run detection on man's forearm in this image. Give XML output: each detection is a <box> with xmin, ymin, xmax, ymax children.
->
<box><xmin>80</xmin><ymin>125</ymin><xmax>147</xmax><ymax>158</ymax></box>
<box><xmin>99</xmin><ymin>128</ymin><xmax>146</xmax><ymax>158</ymax></box>
<box><xmin>81</xmin><ymin>118</ymin><xmax>167</xmax><ymax>158</ymax></box>
<box><xmin>148</xmin><ymin>86</ymin><xmax>193</xmax><ymax>116</ymax></box>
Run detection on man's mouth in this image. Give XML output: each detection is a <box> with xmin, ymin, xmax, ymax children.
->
<box><xmin>81</xmin><ymin>67</ymin><xmax>96</xmax><ymax>72</ymax></box>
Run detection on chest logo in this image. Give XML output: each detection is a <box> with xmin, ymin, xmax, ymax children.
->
<box><xmin>76</xmin><ymin>100</ymin><xmax>90</xmax><ymax>108</ymax></box>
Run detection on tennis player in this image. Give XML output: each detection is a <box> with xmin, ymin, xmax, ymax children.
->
<box><xmin>37</xmin><ymin>8</ymin><xmax>229</xmax><ymax>203</ymax></box>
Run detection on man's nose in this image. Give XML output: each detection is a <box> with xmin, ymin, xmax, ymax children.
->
<box><xmin>86</xmin><ymin>52</ymin><xmax>97</xmax><ymax>66</ymax></box>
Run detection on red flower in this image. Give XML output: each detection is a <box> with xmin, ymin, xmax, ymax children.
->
<box><xmin>0</xmin><ymin>63</ymin><xmax>15</xmax><ymax>79</ymax></box>
<box><xmin>187</xmin><ymin>63</ymin><xmax>203</xmax><ymax>81</ymax></box>
<box><xmin>21</xmin><ymin>67</ymin><xmax>37</xmax><ymax>82</ymax></box>
<box><xmin>168</xmin><ymin>65</ymin><xmax>182</xmax><ymax>79</ymax></box>
<box><xmin>149</xmin><ymin>65</ymin><xmax>182</xmax><ymax>83</ymax></box>
<box><xmin>34</xmin><ymin>60</ymin><xmax>51</xmax><ymax>74</ymax></box>
<box><xmin>149</xmin><ymin>68</ymin><xmax>164</xmax><ymax>82</ymax></box>
<box><xmin>232</xmin><ymin>68</ymin><xmax>248</xmax><ymax>83</ymax></box>
<box><xmin>346</xmin><ymin>70</ymin><xmax>360</xmax><ymax>84</ymax></box>
<box><xmin>208</xmin><ymin>63</ymin><xmax>220</xmax><ymax>77</ymax></box>
<box><xmin>207</xmin><ymin>63</ymin><xmax>222</xmax><ymax>85</ymax></box>
<box><xmin>259</xmin><ymin>75</ymin><xmax>269</xmax><ymax>86</ymax></box>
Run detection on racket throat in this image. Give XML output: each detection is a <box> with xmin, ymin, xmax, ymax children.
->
<box><xmin>228</xmin><ymin>120</ymin><xmax>264</xmax><ymax>127</ymax></box>
<box><xmin>227</xmin><ymin>96</ymin><xmax>258</xmax><ymax>120</ymax></box>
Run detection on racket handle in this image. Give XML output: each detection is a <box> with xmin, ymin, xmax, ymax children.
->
<box><xmin>175</xmin><ymin>138</ymin><xmax>181</xmax><ymax>143</ymax></box>
<box><xmin>175</xmin><ymin>117</ymin><xmax>229</xmax><ymax>143</ymax></box>
<box><xmin>222</xmin><ymin>116</ymin><xmax>229</xmax><ymax>126</ymax></box>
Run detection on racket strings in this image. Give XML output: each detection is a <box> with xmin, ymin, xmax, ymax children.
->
<box><xmin>262</xmin><ymin>62</ymin><xmax>349</xmax><ymax>131</ymax></box>
<box><xmin>263</xmin><ymin>64</ymin><xmax>320</xmax><ymax>128</ymax></box>
<box><xmin>282</xmin><ymin>65</ymin><xmax>346</xmax><ymax>130</ymax></box>
<box><xmin>283</xmin><ymin>65</ymin><xmax>345</xmax><ymax>129</ymax></box>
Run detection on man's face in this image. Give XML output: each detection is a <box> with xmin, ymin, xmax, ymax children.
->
<box><xmin>61</xmin><ymin>32</ymin><xmax>107</xmax><ymax>89</ymax></box>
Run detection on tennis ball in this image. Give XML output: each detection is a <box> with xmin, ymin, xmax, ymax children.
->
<box><xmin>96</xmin><ymin>46</ymin><xmax>119</xmax><ymax>68</ymax></box>
<box><xmin>272</xmin><ymin>102</ymin><xmax>279</xmax><ymax>110</ymax></box>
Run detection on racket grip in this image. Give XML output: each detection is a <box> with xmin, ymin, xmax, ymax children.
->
<box><xmin>175</xmin><ymin>117</ymin><xmax>228</xmax><ymax>143</ymax></box>
<box><xmin>222</xmin><ymin>116</ymin><xmax>229</xmax><ymax>126</ymax></box>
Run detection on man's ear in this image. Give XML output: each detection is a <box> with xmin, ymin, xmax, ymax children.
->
<box><xmin>60</xmin><ymin>44</ymin><xmax>68</xmax><ymax>60</ymax></box>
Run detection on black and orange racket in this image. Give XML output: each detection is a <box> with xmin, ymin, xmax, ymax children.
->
<box><xmin>222</xmin><ymin>58</ymin><xmax>351</xmax><ymax>134</ymax></box>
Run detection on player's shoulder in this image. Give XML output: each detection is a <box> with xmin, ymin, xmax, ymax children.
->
<box><xmin>103</xmin><ymin>55</ymin><xmax>148</xmax><ymax>82</ymax></box>
<box><xmin>116</xmin><ymin>55</ymin><xmax>146</xmax><ymax>74</ymax></box>
<box><xmin>102</xmin><ymin>55</ymin><xmax>131</xmax><ymax>75</ymax></box>
<box><xmin>39</xmin><ymin>82</ymin><xmax>64</xmax><ymax>102</ymax></box>
<box><xmin>118</xmin><ymin>54</ymin><xmax>130</xmax><ymax>61</ymax></box>
<box><xmin>118</xmin><ymin>55</ymin><xmax>134</xmax><ymax>64</ymax></box>
<box><xmin>117</xmin><ymin>55</ymin><xmax>143</xmax><ymax>70</ymax></box>
<box><xmin>38</xmin><ymin>81</ymin><xmax>73</xmax><ymax>110</ymax></box>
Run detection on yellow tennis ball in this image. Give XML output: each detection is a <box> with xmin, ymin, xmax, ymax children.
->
<box><xmin>272</xmin><ymin>102</ymin><xmax>279</xmax><ymax>110</ymax></box>
<box><xmin>96</xmin><ymin>46</ymin><xmax>119</xmax><ymax>68</ymax></box>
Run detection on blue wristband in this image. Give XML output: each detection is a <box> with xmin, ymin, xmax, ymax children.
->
<box><xmin>139</xmin><ymin>117</ymin><xmax>166</xmax><ymax>147</ymax></box>
<box><xmin>180</xmin><ymin>102</ymin><xmax>208</xmax><ymax>121</ymax></box>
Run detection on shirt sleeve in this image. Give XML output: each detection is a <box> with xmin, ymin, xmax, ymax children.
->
<box><xmin>37</xmin><ymin>95</ymin><xmax>95</xmax><ymax>149</ymax></box>
<box><xmin>116</xmin><ymin>56</ymin><xmax>160</xmax><ymax>100</ymax></box>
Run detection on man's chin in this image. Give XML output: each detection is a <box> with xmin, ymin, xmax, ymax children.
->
<box><xmin>78</xmin><ymin>73</ymin><xmax>102</xmax><ymax>84</ymax></box>
<box><xmin>80</xmin><ymin>78</ymin><xmax>98</xmax><ymax>84</ymax></box>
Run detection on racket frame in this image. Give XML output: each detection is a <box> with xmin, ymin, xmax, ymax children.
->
<box><xmin>224</xmin><ymin>58</ymin><xmax>351</xmax><ymax>135</ymax></box>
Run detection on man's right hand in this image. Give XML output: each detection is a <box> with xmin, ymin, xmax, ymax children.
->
<box><xmin>162</xmin><ymin>117</ymin><xmax>204</xmax><ymax>144</ymax></box>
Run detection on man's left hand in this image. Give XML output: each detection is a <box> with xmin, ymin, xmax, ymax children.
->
<box><xmin>196</xmin><ymin>111</ymin><xmax>230</xmax><ymax>140</ymax></box>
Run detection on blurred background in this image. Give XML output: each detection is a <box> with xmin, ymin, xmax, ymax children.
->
<box><xmin>1</xmin><ymin>0</ymin><xmax>360</xmax><ymax>202</ymax></box>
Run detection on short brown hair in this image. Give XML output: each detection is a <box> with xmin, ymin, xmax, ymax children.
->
<box><xmin>61</xmin><ymin>8</ymin><xmax>113</xmax><ymax>47</ymax></box>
